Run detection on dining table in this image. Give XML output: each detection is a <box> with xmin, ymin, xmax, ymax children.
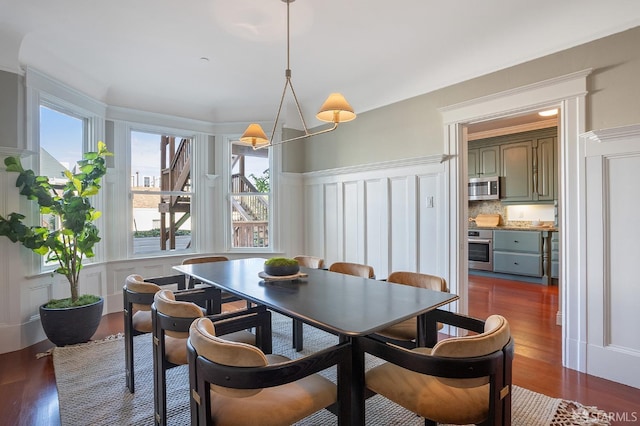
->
<box><xmin>174</xmin><ymin>257</ymin><xmax>459</xmax><ymax>425</ymax></box>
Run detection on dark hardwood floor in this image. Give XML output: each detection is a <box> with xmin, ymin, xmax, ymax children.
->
<box><xmin>1</xmin><ymin>275</ymin><xmax>639</xmax><ymax>425</ymax></box>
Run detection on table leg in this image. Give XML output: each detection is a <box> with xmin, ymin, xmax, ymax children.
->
<box><xmin>337</xmin><ymin>335</ymin><xmax>352</xmax><ymax>425</ymax></box>
<box><xmin>417</xmin><ymin>312</ymin><xmax>438</xmax><ymax>347</ymax></box>
<box><xmin>349</xmin><ymin>336</ymin><xmax>365</xmax><ymax>425</ymax></box>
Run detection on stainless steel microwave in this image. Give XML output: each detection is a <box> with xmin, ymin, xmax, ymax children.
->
<box><xmin>468</xmin><ymin>176</ymin><xmax>500</xmax><ymax>201</ymax></box>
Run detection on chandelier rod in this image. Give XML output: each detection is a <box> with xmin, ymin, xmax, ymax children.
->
<box><xmin>263</xmin><ymin>0</ymin><xmax>313</xmax><ymax>149</ymax></box>
<box><xmin>241</xmin><ymin>0</ymin><xmax>356</xmax><ymax>150</ymax></box>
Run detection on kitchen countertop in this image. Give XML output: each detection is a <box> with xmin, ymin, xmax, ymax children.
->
<box><xmin>469</xmin><ymin>224</ymin><xmax>558</xmax><ymax>231</ymax></box>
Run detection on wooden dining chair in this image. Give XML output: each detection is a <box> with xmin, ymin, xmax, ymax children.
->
<box><xmin>373</xmin><ymin>271</ymin><xmax>448</xmax><ymax>348</ymax></box>
<box><xmin>293</xmin><ymin>255</ymin><xmax>325</xmax><ymax>269</ymax></box>
<box><xmin>187</xmin><ymin>316</ymin><xmax>351</xmax><ymax>425</ymax></box>
<box><xmin>123</xmin><ymin>273</ymin><xmax>217</xmax><ymax>393</ymax></box>
<box><xmin>328</xmin><ymin>261</ymin><xmax>375</xmax><ymax>278</ymax></box>
<box><xmin>364</xmin><ymin>312</ymin><xmax>514</xmax><ymax>426</ymax></box>
<box><xmin>182</xmin><ymin>255</ymin><xmax>247</xmax><ymax>312</ymax></box>
<box><xmin>152</xmin><ymin>289</ymin><xmax>272</xmax><ymax>426</ymax></box>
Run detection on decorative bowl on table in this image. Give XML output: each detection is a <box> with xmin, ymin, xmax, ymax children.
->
<box><xmin>263</xmin><ymin>257</ymin><xmax>300</xmax><ymax>277</ymax></box>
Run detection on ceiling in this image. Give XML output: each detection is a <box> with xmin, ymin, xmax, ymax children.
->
<box><xmin>1</xmin><ymin>0</ymin><xmax>639</xmax><ymax>128</ymax></box>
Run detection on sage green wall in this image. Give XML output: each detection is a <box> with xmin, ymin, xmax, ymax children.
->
<box><xmin>0</xmin><ymin>70</ymin><xmax>22</xmax><ymax>149</ymax></box>
<box><xmin>297</xmin><ymin>26</ymin><xmax>640</xmax><ymax>173</ymax></box>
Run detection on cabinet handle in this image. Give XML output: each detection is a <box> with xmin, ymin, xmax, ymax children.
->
<box><xmin>514</xmin><ymin>262</ymin><xmax>519</xmax><ymax>265</ymax></box>
<box><xmin>514</xmin><ymin>240</ymin><xmax>519</xmax><ymax>243</ymax></box>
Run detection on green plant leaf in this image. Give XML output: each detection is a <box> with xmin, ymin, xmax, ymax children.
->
<box><xmin>4</xmin><ymin>156</ymin><xmax>24</xmax><ymax>172</ymax></box>
<box><xmin>82</xmin><ymin>185</ymin><xmax>99</xmax><ymax>197</ymax></box>
<box><xmin>0</xmin><ymin>142</ymin><xmax>112</xmax><ymax>304</ymax></box>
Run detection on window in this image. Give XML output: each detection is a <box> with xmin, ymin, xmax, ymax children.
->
<box><xmin>39</xmin><ymin>105</ymin><xmax>87</xmax><ymax>266</ymax></box>
<box><xmin>230</xmin><ymin>141</ymin><xmax>270</xmax><ymax>248</ymax></box>
<box><xmin>131</xmin><ymin>131</ymin><xmax>193</xmax><ymax>255</ymax></box>
<box><xmin>39</xmin><ymin>105</ymin><xmax>85</xmax><ymax>185</ymax></box>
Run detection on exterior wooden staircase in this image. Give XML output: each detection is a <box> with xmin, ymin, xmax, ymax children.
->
<box><xmin>159</xmin><ymin>136</ymin><xmax>191</xmax><ymax>250</ymax></box>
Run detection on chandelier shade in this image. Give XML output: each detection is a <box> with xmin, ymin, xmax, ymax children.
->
<box><xmin>241</xmin><ymin>0</ymin><xmax>356</xmax><ymax>150</ymax></box>
<box><xmin>240</xmin><ymin>123</ymin><xmax>269</xmax><ymax>148</ymax></box>
<box><xmin>316</xmin><ymin>93</ymin><xmax>356</xmax><ymax>123</ymax></box>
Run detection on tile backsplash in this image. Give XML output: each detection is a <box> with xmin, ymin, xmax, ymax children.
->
<box><xmin>469</xmin><ymin>200</ymin><xmax>555</xmax><ymax>227</ymax></box>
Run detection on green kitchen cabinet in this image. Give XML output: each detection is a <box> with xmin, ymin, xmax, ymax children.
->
<box><xmin>493</xmin><ymin>230</ymin><xmax>543</xmax><ymax>277</ymax></box>
<box><xmin>499</xmin><ymin>130</ymin><xmax>557</xmax><ymax>203</ymax></box>
<box><xmin>468</xmin><ymin>145</ymin><xmax>500</xmax><ymax>178</ymax></box>
<box><xmin>534</xmin><ymin>136</ymin><xmax>556</xmax><ymax>201</ymax></box>
<box><xmin>500</xmin><ymin>141</ymin><xmax>533</xmax><ymax>201</ymax></box>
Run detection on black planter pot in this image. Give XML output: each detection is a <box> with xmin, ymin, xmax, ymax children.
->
<box><xmin>264</xmin><ymin>263</ymin><xmax>300</xmax><ymax>276</ymax></box>
<box><xmin>39</xmin><ymin>297</ymin><xmax>104</xmax><ymax>346</ymax></box>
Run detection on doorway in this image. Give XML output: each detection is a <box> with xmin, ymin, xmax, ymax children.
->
<box><xmin>465</xmin><ymin>112</ymin><xmax>559</xmax><ymax>286</ymax></box>
<box><xmin>439</xmin><ymin>69</ymin><xmax>591</xmax><ymax>372</ymax></box>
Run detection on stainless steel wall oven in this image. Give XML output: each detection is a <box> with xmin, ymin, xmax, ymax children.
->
<box><xmin>468</xmin><ymin>229</ymin><xmax>493</xmax><ymax>271</ymax></box>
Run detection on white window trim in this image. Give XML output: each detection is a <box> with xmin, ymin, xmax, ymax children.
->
<box><xmin>125</xmin><ymin>125</ymin><xmax>199</xmax><ymax>258</ymax></box>
<box><xmin>220</xmin><ymin>134</ymin><xmax>280</xmax><ymax>254</ymax></box>
<box><xmin>24</xmin><ymin>68</ymin><xmax>106</xmax><ymax>273</ymax></box>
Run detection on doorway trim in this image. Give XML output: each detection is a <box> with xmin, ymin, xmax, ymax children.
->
<box><xmin>439</xmin><ymin>68</ymin><xmax>592</xmax><ymax>371</ymax></box>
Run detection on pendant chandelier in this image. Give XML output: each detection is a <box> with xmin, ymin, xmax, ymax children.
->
<box><xmin>240</xmin><ymin>0</ymin><xmax>356</xmax><ymax>149</ymax></box>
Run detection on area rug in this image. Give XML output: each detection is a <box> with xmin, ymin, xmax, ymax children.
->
<box><xmin>53</xmin><ymin>312</ymin><xmax>609</xmax><ymax>425</ymax></box>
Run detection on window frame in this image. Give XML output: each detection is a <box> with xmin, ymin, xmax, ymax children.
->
<box><xmin>26</xmin><ymin>68</ymin><xmax>106</xmax><ymax>274</ymax></box>
<box><xmin>222</xmin><ymin>135</ymin><xmax>277</xmax><ymax>254</ymax></box>
<box><xmin>127</xmin><ymin>127</ymin><xmax>197</xmax><ymax>257</ymax></box>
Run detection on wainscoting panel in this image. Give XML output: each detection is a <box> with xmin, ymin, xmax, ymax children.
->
<box><xmin>418</xmin><ymin>173</ymin><xmax>444</xmax><ymax>275</ymax></box>
<box><xmin>323</xmin><ymin>183</ymin><xmax>341</xmax><ymax>265</ymax></box>
<box><xmin>583</xmin><ymin>124</ymin><xmax>640</xmax><ymax>389</ymax></box>
<box><xmin>343</xmin><ymin>180</ymin><xmax>363</xmax><ymax>264</ymax></box>
<box><xmin>390</xmin><ymin>176</ymin><xmax>417</xmax><ymax>276</ymax></box>
<box><xmin>302</xmin><ymin>182</ymin><xmax>326</xmax><ymax>260</ymax></box>
<box><xmin>303</xmin><ymin>156</ymin><xmax>446</xmax><ymax>281</ymax></box>
<box><xmin>365</xmin><ymin>178</ymin><xmax>389</xmax><ymax>278</ymax></box>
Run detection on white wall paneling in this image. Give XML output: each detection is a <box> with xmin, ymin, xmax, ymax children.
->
<box><xmin>389</xmin><ymin>176</ymin><xmax>415</xmax><ymax>275</ymax></box>
<box><xmin>303</xmin><ymin>156</ymin><xmax>445</xmax><ymax>281</ymax></box>
<box><xmin>323</xmin><ymin>183</ymin><xmax>340</xmax><ymax>265</ymax></box>
<box><xmin>419</xmin><ymin>173</ymin><xmax>445</xmax><ymax>276</ymax></box>
<box><xmin>583</xmin><ymin>124</ymin><xmax>640</xmax><ymax>388</ymax></box>
<box><xmin>342</xmin><ymin>181</ymin><xmax>362</xmax><ymax>264</ymax></box>
<box><xmin>364</xmin><ymin>178</ymin><xmax>389</xmax><ymax>278</ymax></box>
<box><xmin>277</xmin><ymin>173</ymin><xmax>304</xmax><ymax>257</ymax></box>
<box><xmin>303</xmin><ymin>182</ymin><xmax>326</xmax><ymax>260</ymax></box>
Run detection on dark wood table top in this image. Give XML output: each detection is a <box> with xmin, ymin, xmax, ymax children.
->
<box><xmin>174</xmin><ymin>258</ymin><xmax>458</xmax><ymax>337</ymax></box>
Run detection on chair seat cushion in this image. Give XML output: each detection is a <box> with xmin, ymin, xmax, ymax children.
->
<box><xmin>365</xmin><ymin>356</ymin><xmax>489</xmax><ymax>425</ymax></box>
<box><xmin>165</xmin><ymin>330</ymin><xmax>256</xmax><ymax>366</ymax></box>
<box><xmin>208</xmin><ymin>355</ymin><xmax>336</xmax><ymax>426</ymax></box>
<box><xmin>132</xmin><ymin>310</ymin><xmax>152</xmax><ymax>333</ymax></box>
<box><xmin>375</xmin><ymin>318</ymin><xmax>416</xmax><ymax>341</ymax></box>
<box><xmin>375</xmin><ymin>319</ymin><xmax>443</xmax><ymax>341</ymax></box>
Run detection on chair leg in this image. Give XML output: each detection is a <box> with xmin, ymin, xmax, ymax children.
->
<box><xmin>124</xmin><ymin>308</ymin><xmax>135</xmax><ymax>393</ymax></box>
<box><xmin>292</xmin><ymin>318</ymin><xmax>304</xmax><ymax>351</ymax></box>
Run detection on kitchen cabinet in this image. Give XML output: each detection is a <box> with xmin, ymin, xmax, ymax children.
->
<box><xmin>499</xmin><ymin>129</ymin><xmax>557</xmax><ymax>203</ymax></box>
<box><xmin>535</xmin><ymin>136</ymin><xmax>556</xmax><ymax>201</ymax></box>
<box><xmin>468</xmin><ymin>146</ymin><xmax>500</xmax><ymax>178</ymax></box>
<box><xmin>493</xmin><ymin>230</ymin><xmax>542</xmax><ymax>277</ymax></box>
<box><xmin>500</xmin><ymin>142</ymin><xmax>533</xmax><ymax>201</ymax></box>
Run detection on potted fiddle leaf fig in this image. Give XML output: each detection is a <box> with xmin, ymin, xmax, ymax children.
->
<box><xmin>0</xmin><ymin>141</ymin><xmax>112</xmax><ymax>346</ymax></box>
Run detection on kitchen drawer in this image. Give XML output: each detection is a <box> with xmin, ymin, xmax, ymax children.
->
<box><xmin>493</xmin><ymin>230</ymin><xmax>541</xmax><ymax>253</ymax></box>
<box><xmin>493</xmin><ymin>252</ymin><xmax>542</xmax><ymax>276</ymax></box>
